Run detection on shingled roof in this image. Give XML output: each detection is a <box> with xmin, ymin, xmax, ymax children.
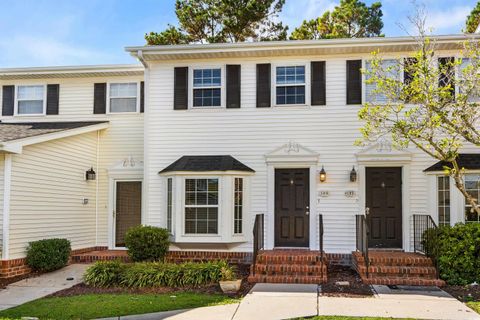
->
<box><xmin>0</xmin><ymin>121</ymin><xmax>108</xmax><ymax>143</ymax></box>
<box><xmin>424</xmin><ymin>154</ymin><xmax>480</xmax><ymax>172</ymax></box>
<box><xmin>159</xmin><ymin>155</ymin><xmax>255</xmax><ymax>174</ymax></box>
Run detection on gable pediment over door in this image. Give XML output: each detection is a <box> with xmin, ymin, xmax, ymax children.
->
<box><xmin>265</xmin><ymin>141</ymin><xmax>319</xmax><ymax>164</ymax></box>
<box><xmin>356</xmin><ymin>139</ymin><xmax>412</xmax><ymax>163</ymax></box>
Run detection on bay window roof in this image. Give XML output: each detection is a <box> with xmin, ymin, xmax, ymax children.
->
<box><xmin>424</xmin><ymin>154</ymin><xmax>480</xmax><ymax>172</ymax></box>
<box><xmin>159</xmin><ymin>155</ymin><xmax>254</xmax><ymax>174</ymax></box>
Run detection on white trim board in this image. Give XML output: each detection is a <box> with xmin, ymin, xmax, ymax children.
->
<box><xmin>2</xmin><ymin>154</ymin><xmax>12</xmax><ymax>260</ymax></box>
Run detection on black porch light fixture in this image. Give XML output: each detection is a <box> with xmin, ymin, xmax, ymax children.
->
<box><xmin>350</xmin><ymin>166</ymin><xmax>357</xmax><ymax>182</ymax></box>
<box><xmin>319</xmin><ymin>166</ymin><xmax>327</xmax><ymax>183</ymax></box>
<box><xmin>85</xmin><ymin>167</ymin><xmax>96</xmax><ymax>181</ymax></box>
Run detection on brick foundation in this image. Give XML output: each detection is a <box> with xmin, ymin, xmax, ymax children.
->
<box><xmin>165</xmin><ymin>251</ymin><xmax>252</xmax><ymax>264</ymax></box>
<box><xmin>0</xmin><ymin>246</ymin><xmax>108</xmax><ymax>279</ymax></box>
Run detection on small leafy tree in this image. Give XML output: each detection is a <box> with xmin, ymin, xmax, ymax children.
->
<box><xmin>146</xmin><ymin>0</ymin><xmax>287</xmax><ymax>45</ymax></box>
<box><xmin>357</xmin><ymin>12</ymin><xmax>480</xmax><ymax>217</ymax></box>
<box><xmin>290</xmin><ymin>0</ymin><xmax>383</xmax><ymax>40</ymax></box>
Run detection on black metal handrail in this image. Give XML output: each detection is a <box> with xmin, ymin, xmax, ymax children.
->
<box><xmin>356</xmin><ymin>214</ymin><xmax>369</xmax><ymax>278</ymax></box>
<box><xmin>319</xmin><ymin>214</ymin><xmax>324</xmax><ymax>280</ymax></box>
<box><xmin>413</xmin><ymin>214</ymin><xmax>439</xmax><ymax>277</ymax></box>
<box><xmin>252</xmin><ymin>213</ymin><xmax>264</xmax><ymax>268</ymax></box>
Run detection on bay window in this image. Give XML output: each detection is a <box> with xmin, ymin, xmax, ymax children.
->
<box><xmin>167</xmin><ymin>178</ymin><xmax>173</xmax><ymax>233</ymax></box>
<box><xmin>437</xmin><ymin>176</ymin><xmax>450</xmax><ymax>226</ymax></box>
<box><xmin>184</xmin><ymin>178</ymin><xmax>219</xmax><ymax>234</ymax></box>
<box><xmin>16</xmin><ymin>85</ymin><xmax>45</xmax><ymax>115</ymax></box>
<box><xmin>234</xmin><ymin>178</ymin><xmax>243</xmax><ymax>234</ymax></box>
<box><xmin>465</xmin><ymin>174</ymin><xmax>480</xmax><ymax>223</ymax></box>
<box><xmin>275</xmin><ymin>66</ymin><xmax>306</xmax><ymax>105</ymax></box>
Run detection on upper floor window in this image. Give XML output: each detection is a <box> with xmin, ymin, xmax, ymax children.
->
<box><xmin>465</xmin><ymin>174</ymin><xmax>480</xmax><ymax>223</ymax></box>
<box><xmin>16</xmin><ymin>85</ymin><xmax>45</xmax><ymax>115</ymax></box>
<box><xmin>109</xmin><ymin>82</ymin><xmax>138</xmax><ymax>113</ymax></box>
<box><xmin>275</xmin><ymin>66</ymin><xmax>305</xmax><ymax>105</ymax></box>
<box><xmin>193</xmin><ymin>68</ymin><xmax>222</xmax><ymax>107</ymax></box>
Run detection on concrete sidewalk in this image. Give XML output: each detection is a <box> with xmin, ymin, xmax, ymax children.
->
<box><xmin>0</xmin><ymin>264</ymin><xmax>88</xmax><ymax>311</ymax></box>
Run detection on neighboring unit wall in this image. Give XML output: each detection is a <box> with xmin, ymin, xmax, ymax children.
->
<box><xmin>8</xmin><ymin>132</ymin><xmax>98</xmax><ymax>259</ymax></box>
<box><xmin>0</xmin><ymin>75</ymin><xmax>145</xmax><ymax>252</ymax></box>
<box><xmin>0</xmin><ymin>154</ymin><xmax>4</xmax><ymax>253</ymax></box>
<box><xmin>145</xmin><ymin>53</ymin><xmax>460</xmax><ymax>254</ymax></box>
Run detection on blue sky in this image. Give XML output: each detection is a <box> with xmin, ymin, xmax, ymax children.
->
<box><xmin>0</xmin><ymin>0</ymin><xmax>478</xmax><ymax>67</ymax></box>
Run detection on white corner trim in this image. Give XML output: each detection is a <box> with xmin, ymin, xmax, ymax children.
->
<box><xmin>2</xmin><ymin>154</ymin><xmax>12</xmax><ymax>260</ymax></box>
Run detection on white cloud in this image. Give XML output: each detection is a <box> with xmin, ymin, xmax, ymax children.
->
<box><xmin>425</xmin><ymin>6</ymin><xmax>471</xmax><ymax>34</ymax></box>
<box><xmin>280</xmin><ymin>0</ymin><xmax>337</xmax><ymax>30</ymax></box>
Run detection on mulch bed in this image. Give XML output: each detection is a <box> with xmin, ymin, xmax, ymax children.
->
<box><xmin>443</xmin><ymin>284</ymin><xmax>480</xmax><ymax>302</ymax></box>
<box><xmin>47</xmin><ymin>263</ymin><xmax>254</xmax><ymax>299</ymax></box>
<box><xmin>321</xmin><ymin>265</ymin><xmax>374</xmax><ymax>297</ymax></box>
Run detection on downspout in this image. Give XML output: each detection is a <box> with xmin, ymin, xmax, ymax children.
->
<box><xmin>2</xmin><ymin>154</ymin><xmax>12</xmax><ymax>260</ymax></box>
<box><xmin>95</xmin><ymin>131</ymin><xmax>100</xmax><ymax>246</ymax></box>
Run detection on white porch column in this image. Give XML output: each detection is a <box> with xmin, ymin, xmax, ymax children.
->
<box><xmin>2</xmin><ymin>154</ymin><xmax>12</xmax><ymax>260</ymax></box>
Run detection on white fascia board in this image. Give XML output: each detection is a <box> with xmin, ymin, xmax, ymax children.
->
<box><xmin>1</xmin><ymin>122</ymin><xmax>110</xmax><ymax>154</ymax></box>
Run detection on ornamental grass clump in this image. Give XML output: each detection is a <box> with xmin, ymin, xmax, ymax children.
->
<box><xmin>84</xmin><ymin>260</ymin><xmax>234</xmax><ymax>288</ymax></box>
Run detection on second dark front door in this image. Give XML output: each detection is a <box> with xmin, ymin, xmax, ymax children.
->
<box><xmin>275</xmin><ymin>168</ymin><xmax>310</xmax><ymax>247</ymax></box>
<box><xmin>366</xmin><ymin>167</ymin><xmax>403</xmax><ymax>248</ymax></box>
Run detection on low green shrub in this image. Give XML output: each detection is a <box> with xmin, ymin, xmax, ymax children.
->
<box><xmin>428</xmin><ymin>223</ymin><xmax>480</xmax><ymax>285</ymax></box>
<box><xmin>84</xmin><ymin>260</ymin><xmax>234</xmax><ymax>288</ymax></box>
<box><xmin>125</xmin><ymin>225</ymin><xmax>170</xmax><ymax>262</ymax></box>
<box><xmin>26</xmin><ymin>238</ymin><xmax>71</xmax><ymax>272</ymax></box>
<box><xmin>84</xmin><ymin>260</ymin><xmax>127</xmax><ymax>287</ymax></box>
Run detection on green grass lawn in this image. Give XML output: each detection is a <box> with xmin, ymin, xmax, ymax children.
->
<box><xmin>0</xmin><ymin>292</ymin><xmax>238</xmax><ymax>320</ymax></box>
<box><xmin>467</xmin><ymin>302</ymin><xmax>480</xmax><ymax>314</ymax></box>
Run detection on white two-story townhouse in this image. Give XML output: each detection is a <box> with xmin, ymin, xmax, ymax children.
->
<box><xmin>125</xmin><ymin>35</ymin><xmax>479</xmax><ymax>285</ymax></box>
<box><xmin>0</xmin><ymin>65</ymin><xmax>145</xmax><ymax>277</ymax></box>
<box><xmin>0</xmin><ymin>35</ymin><xmax>478</xmax><ymax>285</ymax></box>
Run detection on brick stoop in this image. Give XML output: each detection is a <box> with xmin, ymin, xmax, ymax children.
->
<box><xmin>71</xmin><ymin>249</ymin><xmax>130</xmax><ymax>263</ymax></box>
<box><xmin>352</xmin><ymin>251</ymin><xmax>445</xmax><ymax>287</ymax></box>
<box><xmin>248</xmin><ymin>249</ymin><xmax>327</xmax><ymax>284</ymax></box>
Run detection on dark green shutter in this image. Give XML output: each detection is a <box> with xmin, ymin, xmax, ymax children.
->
<box><xmin>2</xmin><ymin>85</ymin><xmax>14</xmax><ymax>116</ymax></box>
<box><xmin>226</xmin><ymin>65</ymin><xmax>241</xmax><ymax>108</ymax></box>
<box><xmin>256</xmin><ymin>63</ymin><xmax>271</xmax><ymax>108</ymax></box>
<box><xmin>46</xmin><ymin>84</ymin><xmax>60</xmax><ymax>115</ymax></box>
<box><xmin>311</xmin><ymin>61</ymin><xmax>326</xmax><ymax>105</ymax></box>
<box><xmin>93</xmin><ymin>83</ymin><xmax>107</xmax><ymax>114</ymax></box>
<box><xmin>346</xmin><ymin>60</ymin><xmax>362</xmax><ymax>105</ymax></box>
<box><xmin>174</xmin><ymin>67</ymin><xmax>188</xmax><ymax>110</ymax></box>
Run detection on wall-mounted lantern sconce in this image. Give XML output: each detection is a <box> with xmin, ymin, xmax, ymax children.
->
<box><xmin>350</xmin><ymin>166</ymin><xmax>357</xmax><ymax>182</ymax></box>
<box><xmin>319</xmin><ymin>166</ymin><xmax>327</xmax><ymax>183</ymax></box>
<box><xmin>85</xmin><ymin>167</ymin><xmax>96</xmax><ymax>181</ymax></box>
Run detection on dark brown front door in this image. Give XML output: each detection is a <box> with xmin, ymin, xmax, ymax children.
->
<box><xmin>115</xmin><ymin>181</ymin><xmax>142</xmax><ymax>247</ymax></box>
<box><xmin>275</xmin><ymin>168</ymin><xmax>310</xmax><ymax>247</ymax></box>
<box><xmin>366</xmin><ymin>167</ymin><xmax>403</xmax><ymax>248</ymax></box>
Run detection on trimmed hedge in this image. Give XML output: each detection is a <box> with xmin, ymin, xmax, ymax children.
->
<box><xmin>84</xmin><ymin>260</ymin><xmax>234</xmax><ymax>288</ymax></box>
<box><xmin>428</xmin><ymin>223</ymin><xmax>480</xmax><ymax>285</ymax></box>
<box><xmin>26</xmin><ymin>238</ymin><xmax>71</xmax><ymax>272</ymax></box>
<box><xmin>125</xmin><ymin>225</ymin><xmax>170</xmax><ymax>262</ymax></box>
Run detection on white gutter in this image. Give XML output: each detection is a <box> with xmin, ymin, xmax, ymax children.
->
<box><xmin>2</xmin><ymin>154</ymin><xmax>12</xmax><ymax>260</ymax></box>
<box><xmin>136</xmin><ymin>50</ymin><xmax>148</xmax><ymax>68</ymax></box>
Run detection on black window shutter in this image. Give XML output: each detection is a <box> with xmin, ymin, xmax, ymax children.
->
<box><xmin>256</xmin><ymin>63</ymin><xmax>271</xmax><ymax>108</ymax></box>
<box><xmin>403</xmin><ymin>58</ymin><xmax>417</xmax><ymax>86</ymax></box>
<box><xmin>439</xmin><ymin>57</ymin><xmax>455</xmax><ymax>98</ymax></box>
<box><xmin>46</xmin><ymin>84</ymin><xmax>60</xmax><ymax>115</ymax></box>
<box><xmin>346</xmin><ymin>60</ymin><xmax>362</xmax><ymax>105</ymax></box>
<box><xmin>174</xmin><ymin>67</ymin><xmax>188</xmax><ymax>110</ymax></box>
<box><xmin>226</xmin><ymin>65</ymin><xmax>241</xmax><ymax>109</ymax></box>
<box><xmin>2</xmin><ymin>85</ymin><xmax>14</xmax><ymax>116</ymax></box>
<box><xmin>140</xmin><ymin>81</ymin><xmax>145</xmax><ymax>113</ymax></box>
<box><xmin>93</xmin><ymin>83</ymin><xmax>107</xmax><ymax>114</ymax></box>
<box><xmin>311</xmin><ymin>61</ymin><xmax>326</xmax><ymax>105</ymax></box>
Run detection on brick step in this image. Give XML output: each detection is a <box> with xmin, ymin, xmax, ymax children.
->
<box><xmin>248</xmin><ymin>274</ymin><xmax>327</xmax><ymax>284</ymax></box>
<box><xmin>356</xmin><ymin>265</ymin><xmax>437</xmax><ymax>278</ymax></box>
<box><xmin>255</xmin><ymin>253</ymin><xmax>325</xmax><ymax>265</ymax></box>
<box><xmin>361</xmin><ymin>276</ymin><xmax>445</xmax><ymax>287</ymax></box>
<box><xmin>71</xmin><ymin>250</ymin><xmax>130</xmax><ymax>264</ymax></box>
<box><xmin>353</xmin><ymin>252</ymin><xmax>433</xmax><ymax>267</ymax></box>
<box><xmin>253</xmin><ymin>263</ymin><xmax>327</xmax><ymax>273</ymax></box>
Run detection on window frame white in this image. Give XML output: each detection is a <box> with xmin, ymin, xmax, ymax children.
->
<box><xmin>272</xmin><ymin>63</ymin><xmax>309</xmax><ymax>107</ymax></box>
<box><xmin>106</xmin><ymin>81</ymin><xmax>141</xmax><ymax>114</ymax></box>
<box><xmin>437</xmin><ymin>175</ymin><xmax>451</xmax><ymax>226</ymax></box>
<box><xmin>189</xmin><ymin>66</ymin><xmax>225</xmax><ymax>109</ymax></box>
<box><xmin>183</xmin><ymin>177</ymin><xmax>221</xmax><ymax>235</ymax></box>
<box><xmin>166</xmin><ymin>177</ymin><xmax>174</xmax><ymax>234</ymax></box>
<box><xmin>464</xmin><ymin>173</ymin><xmax>480</xmax><ymax>223</ymax></box>
<box><xmin>14</xmin><ymin>84</ymin><xmax>47</xmax><ymax>116</ymax></box>
<box><xmin>233</xmin><ymin>177</ymin><xmax>244</xmax><ymax>235</ymax></box>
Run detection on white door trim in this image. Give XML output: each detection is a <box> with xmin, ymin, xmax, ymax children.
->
<box><xmin>108</xmin><ymin>177</ymin><xmax>143</xmax><ymax>250</ymax></box>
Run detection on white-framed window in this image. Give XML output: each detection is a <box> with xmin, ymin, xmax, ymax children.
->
<box><xmin>192</xmin><ymin>68</ymin><xmax>222</xmax><ymax>108</ymax></box>
<box><xmin>184</xmin><ymin>178</ymin><xmax>219</xmax><ymax>234</ymax></box>
<box><xmin>275</xmin><ymin>65</ymin><xmax>306</xmax><ymax>105</ymax></box>
<box><xmin>234</xmin><ymin>177</ymin><xmax>243</xmax><ymax>234</ymax></box>
<box><xmin>365</xmin><ymin>59</ymin><xmax>400</xmax><ymax>103</ymax></box>
<box><xmin>437</xmin><ymin>176</ymin><xmax>450</xmax><ymax>226</ymax></box>
<box><xmin>465</xmin><ymin>174</ymin><xmax>480</xmax><ymax>223</ymax></box>
<box><xmin>15</xmin><ymin>85</ymin><xmax>46</xmax><ymax>115</ymax></box>
<box><xmin>108</xmin><ymin>82</ymin><xmax>139</xmax><ymax>113</ymax></box>
<box><xmin>167</xmin><ymin>178</ymin><xmax>173</xmax><ymax>233</ymax></box>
